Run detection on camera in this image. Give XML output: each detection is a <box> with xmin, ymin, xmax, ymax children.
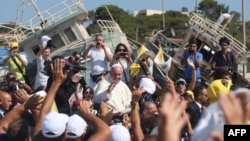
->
<box><xmin>112</xmin><ymin>115</ymin><xmax>123</xmax><ymax>123</ymax></box>
<box><xmin>96</xmin><ymin>42</ymin><xmax>101</xmax><ymax>46</ymax></box>
<box><xmin>188</xmin><ymin>48</ymin><xmax>195</xmax><ymax>54</ymax></box>
<box><xmin>225</xmin><ymin>65</ymin><xmax>233</xmax><ymax>74</ymax></box>
<box><xmin>120</xmin><ymin>52</ymin><xmax>127</xmax><ymax>56</ymax></box>
<box><xmin>43</xmin><ymin>55</ymin><xmax>86</xmax><ymax>76</ymax></box>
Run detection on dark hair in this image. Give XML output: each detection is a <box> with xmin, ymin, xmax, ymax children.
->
<box><xmin>219</xmin><ymin>37</ymin><xmax>230</xmax><ymax>45</ymax></box>
<box><xmin>114</xmin><ymin>43</ymin><xmax>128</xmax><ymax>54</ymax></box>
<box><xmin>189</xmin><ymin>38</ymin><xmax>198</xmax><ymax>45</ymax></box>
<box><xmin>139</xmin><ymin>101</ymin><xmax>156</xmax><ymax>114</ymax></box>
<box><xmin>193</xmin><ymin>85</ymin><xmax>206</xmax><ymax>99</ymax></box>
<box><xmin>6</xmin><ymin>119</ymin><xmax>32</xmax><ymax>141</ymax></box>
<box><xmin>72</xmin><ymin>51</ymin><xmax>81</xmax><ymax>57</ymax></box>
<box><xmin>6</xmin><ymin>72</ymin><xmax>16</xmax><ymax>79</ymax></box>
<box><xmin>52</xmin><ymin>55</ymin><xmax>64</xmax><ymax>61</ymax></box>
<box><xmin>82</xmin><ymin>86</ymin><xmax>94</xmax><ymax>98</ymax></box>
<box><xmin>82</xmin><ymin>86</ymin><xmax>93</xmax><ymax>94</ymax></box>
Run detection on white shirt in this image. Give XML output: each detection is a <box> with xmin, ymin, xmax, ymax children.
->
<box><xmin>0</xmin><ymin>109</ymin><xmax>5</xmax><ymax>118</ymax></box>
<box><xmin>87</xmin><ymin>46</ymin><xmax>112</xmax><ymax>75</ymax></box>
<box><xmin>34</xmin><ymin>55</ymin><xmax>49</xmax><ymax>89</ymax></box>
<box><xmin>194</xmin><ymin>100</ymin><xmax>202</xmax><ymax>112</ymax></box>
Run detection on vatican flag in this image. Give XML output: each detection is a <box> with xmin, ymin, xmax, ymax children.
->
<box><xmin>154</xmin><ymin>45</ymin><xmax>165</xmax><ymax>65</ymax></box>
<box><xmin>137</xmin><ymin>44</ymin><xmax>149</xmax><ymax>58</ymax></box>
<box><xmin>154</xmin><ymin>46</ymin><xmax>172</xmax><ymax>73</ymax></box>
<box><xmin>130</xmin><ymin>63</ymin><xmax>141</xmax><ymax>77</ymax></box>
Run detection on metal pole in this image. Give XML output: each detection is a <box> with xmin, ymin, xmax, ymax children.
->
<box><xmin>136</xmin><ymin>27</ymin><xmax>138</xmax><ymax>41</ymax></box>
<box><xmin>162</xmin><ymin>0</ymin><xmax>165</xmax><ymax>29</ymax></box>
<box><xmin>103</xmin><ymin>6</ymin><xmax>115</xmax><ymax>22</ymax></box>
<box><xmin>29</xmin><ymin>0</ymin><xmax>45</xmax><ymax>22</ymax></box>
<box><xmin>195</xmin><ymin>0</ymin><xmax>198</xmax><ymax>13</ymax></box>
<box><xmin>242</xmin><ymin>0</ymin><xmax>246</xmax><ymax>78</ymax></box>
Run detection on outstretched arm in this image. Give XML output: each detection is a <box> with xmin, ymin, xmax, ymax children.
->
<box><xmin>78</xmin><ymin>100</ymin><xmax>111</xmax><ymax>141</ymax></box>
<box><xmin>34</xmin><ymin>59</ymin><xmax>68</xmax><ymax>132</ymax></box>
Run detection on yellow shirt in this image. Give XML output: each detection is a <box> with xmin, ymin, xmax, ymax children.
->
<box><xmin>8</xmin><ymin>56</ymin><xmax>26</xmax><ymax>80</ymax></box>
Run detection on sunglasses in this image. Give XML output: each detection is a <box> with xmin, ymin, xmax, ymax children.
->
<box><xmin>118</xmin><ymin>49</ymin><xmax>126</xmax><ymax>52</ymax></box>
<box><xmin>9</xmin><ymin>77</ymin><xmax>17</xmax><ymax>81</ymax></box>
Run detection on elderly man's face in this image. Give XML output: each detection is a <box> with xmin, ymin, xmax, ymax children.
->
<box><xmin>0</xmin><ymin>92</ymin><xmax>12</xmax><ymax>111</ymax></box>
<box><xmin>110</xmin><ymin>67</ymin><xmax>123</xmax><ymax>84</ymax></box>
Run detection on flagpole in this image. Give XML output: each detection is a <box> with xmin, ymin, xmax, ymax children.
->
<box><xmin>242</xmin><ymin>0</ymin><xmax>246</xmax><ymax>78</ymax></box>
<box><xmin>162</xmin><ymin>0</ymin><xmax>165</xmax><ymax>29</ymax></box>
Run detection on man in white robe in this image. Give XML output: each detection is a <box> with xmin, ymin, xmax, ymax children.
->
<box><xmin>93</xmin><ymin>64</ymin><xmax>132</xmax><ymax>113</ymax></box>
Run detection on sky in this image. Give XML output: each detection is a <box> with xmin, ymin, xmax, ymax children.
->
<box><xmin>0</xmin><ymin>0</ymin><xmax>249</xmax><ymax>23</ymax></box>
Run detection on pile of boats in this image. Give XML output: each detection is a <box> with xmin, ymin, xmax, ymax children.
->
<box><xmin>0</xmin><ymin>0</ymin><xmax>249</xmax><ymax>87</ymax></box>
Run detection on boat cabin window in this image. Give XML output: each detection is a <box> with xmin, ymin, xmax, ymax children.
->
<box><xmin>51</xmin><ymin>34</ymin><xmax>65</xmax><ymax>51</ymax></box>
<box><xmin>32</xmin><ymin>45</ymin><xmax>40</xmax><ymax>55</ymax></box>
<box><xmin>64</xmin><ymin>27</ymin><xmax>77</xmax><ymax>42</ymax></box>
<box><xmin>199</xmin><ymin>45</ymin><xmax>214</xmax><ymax>63</ymax></box>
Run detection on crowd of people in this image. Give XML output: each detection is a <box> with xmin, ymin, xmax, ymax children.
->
<box><xmin>0</xmin><ymin>34</ymin><xmax>249</xmax><ymax>141</ymax></box>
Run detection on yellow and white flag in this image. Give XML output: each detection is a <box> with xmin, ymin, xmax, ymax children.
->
<box><xmin>154</xmin><ymin>45</ymin><xmax>165</xmax><ymax>64</ymax></box>
<box><xmin>154</xmin><ymin>45</ymin><xmax>171</xmax><ymax>73</ymax></box>
<box><xmin>137</xmin><ymin>44</ymin><xmax>149</xmax><ymax>59</ymax></box>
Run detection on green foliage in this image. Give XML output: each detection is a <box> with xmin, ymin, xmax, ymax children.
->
<box><xmin>86</xmin><ymin>5</ymin><xmax>189</xmax><ymax>42</ymax></box>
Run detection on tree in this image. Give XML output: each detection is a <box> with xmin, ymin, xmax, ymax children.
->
<box><xmin>199</xmin><ymin>0</ymin><xmax>229</xmax><ymax>21</ymax></box>
<box><xmin>182</xmin><ymin>7</ymin><xmax>188</xmax><ymax>12</ymax></box>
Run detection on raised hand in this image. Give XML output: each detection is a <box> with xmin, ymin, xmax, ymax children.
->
<box><xmin>71</xmin><ymin>73</ymin><xmax>81</xmax><ymax>83</ymax></box>
<box><xmin>164</xmin><ymin>75</ymin><xmax>176</xmax><ymax>95</ymax></box>
<box><xmin>14</xmin><ymin>89</ymin><xmax>30</xmax><ymax>104</ymax></box>
<box><xmin>51</xmin><ymin>59</ymin><xmax>68</xmax><ymax>84</ymax></box>
<box><xmin>158</xmin><ymin>93</ymin><xmax>187</xmax><ymax>141</ymax></box>
<box><xmin>187</xmin><ymin>58</ymin><xmax>195</xmax><ymax>69</ymax></box>
<box><xmin>219</xmin><ymin>93</ymin><xmax>244</xmax><ymax>124</ymax></box>
<box><xmin>78</xmin><ymin>100</ymin><xmax>92</xmax><ymax>116</ymax></box>
<box><xmin>132</xmin><ymin>86</ymin><xmax>144</xmax><ymax>102</ymax></box>
<box><xmin>24</xmin><ymin>94</ymin><xmax>43</xmax><ymax>110</ymax></box>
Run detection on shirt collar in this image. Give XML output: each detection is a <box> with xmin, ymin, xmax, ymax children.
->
<box><xmin>194</xmin><ymin>100</ymin><xmax>202</xmax><ymax>109</ymax></box>
<box><xmin>0</xmin><ymin>109</ymin><xmax>5</xmax><ymax>116</ymax></box>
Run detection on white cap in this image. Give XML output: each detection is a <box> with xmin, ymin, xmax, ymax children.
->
<box><xmin>42</xmin><ymin>111</ymin><xmax>69</xmax><ymax>138</ymax></box>
<box><xmin>139</xmin><ymin>77</ymin><xmax>156</xmax><ymax>95</ymax></box>
<box><xmin>41</xmin><ymin>35</ymin><xmax>52</xmax><ymax>48</ymax></box>
<box><xmin>175</xmin><ymin>78</ymin><xmax>186</xmax><ymax>85</ymax></box>
<box><xmin>66</xmin><ymin>114</ymin><xmax>88</xmax><ymax>139</ymax></box>
<box><xmin>109</xmin><ymin>125</ymin><xmax>130</xmax><ymax>141</ymax></box>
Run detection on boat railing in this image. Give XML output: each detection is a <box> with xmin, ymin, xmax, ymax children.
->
<box><xmin>189</xmin><ymin>13</ymin><xmax>247</xmax><ymax>61</ymax></box>
<box><xmin>97</xmin><ymin>20</ymin><xmax>123</xmax><ymax>33</ymax></box>
<box><xmin>14</xmin><ymin>0</ymin><xmax>86</xmax><ymax>42</ymax></box>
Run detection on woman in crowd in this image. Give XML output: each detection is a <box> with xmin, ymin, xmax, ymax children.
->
<box><xmin>110</xmin><ymin>43</ymin><xmax>133</xmax><ymax>84</ymax></box>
